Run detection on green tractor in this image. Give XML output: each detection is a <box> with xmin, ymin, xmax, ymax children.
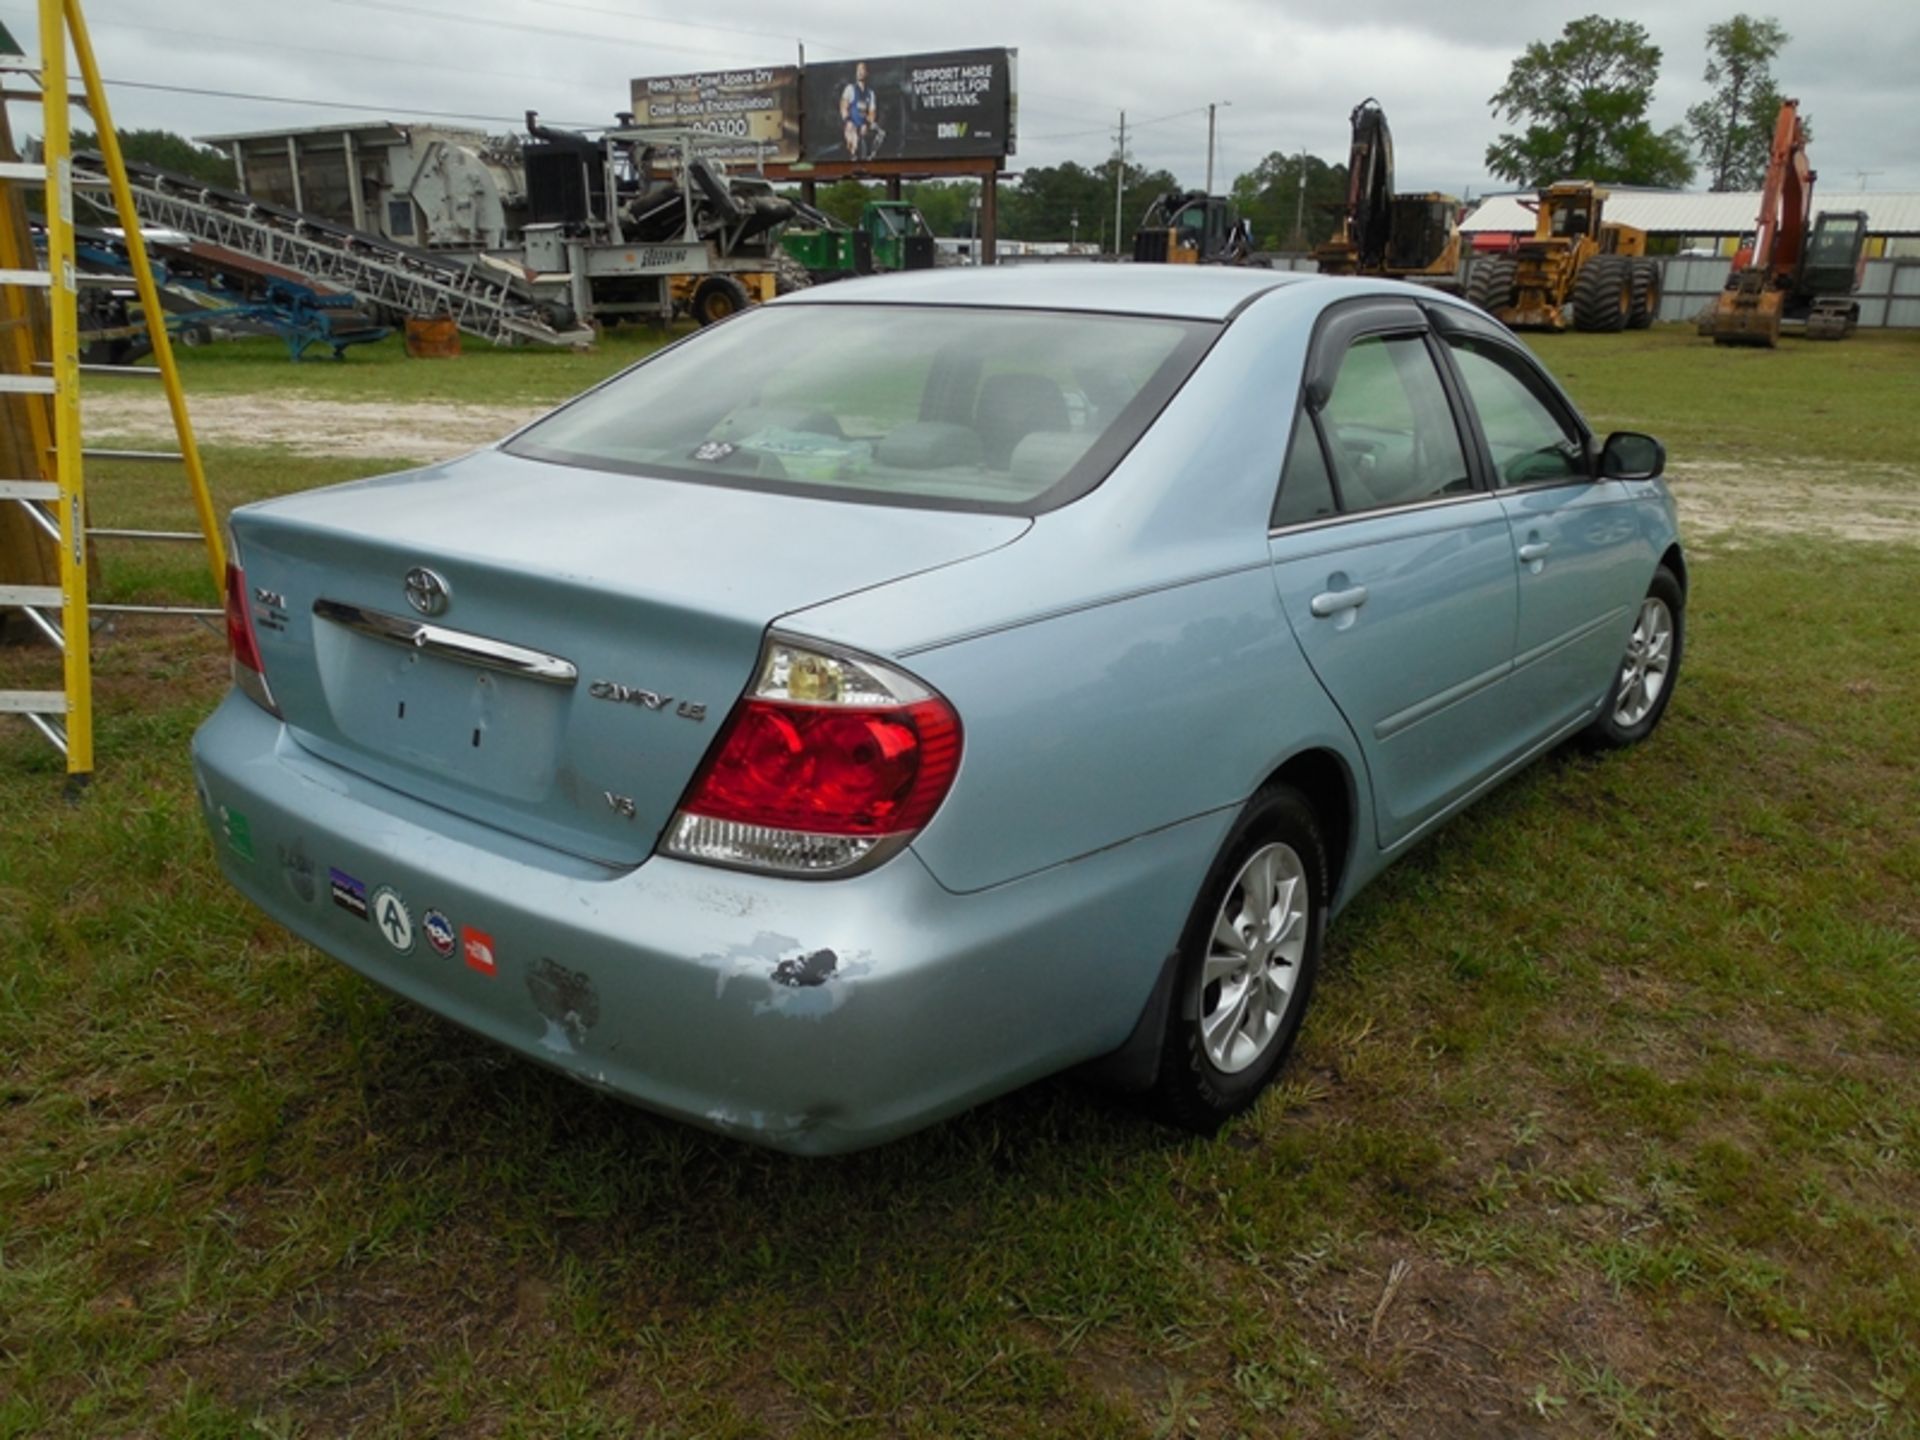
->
<box><xmin>780</xmin><ymin>200</ymin><xmax>938</xmax><ymax>283</ymax></box>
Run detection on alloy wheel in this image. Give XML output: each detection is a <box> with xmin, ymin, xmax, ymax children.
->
<box><xmin>1199</xmin><ymin>843</ymin><xmax>1309</xmax><ymax>1074</ymax></box>
<box><xmin>1613</xmin><ymin>596</ymin><xmax>1674</xmax><ymax>727</ymax></box>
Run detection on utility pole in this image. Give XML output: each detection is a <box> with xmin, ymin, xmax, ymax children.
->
<box><xmin>1113</xmin><ymin>109</ymin><xmax>1126</xmax><ymax>257</ymax></box>
<box><xmin>1292</xmin><ymin>145</ymin><xmax>1308</xmax><ymax>251</ymax></box>
<box><xmin>1205</xmin><ymin>100</ymin><xmax>1231</xmax><ymax>195</ymax></box>
<box><xmin>1206</xmin><ymin>104</ymin><xmax>1216</xmax><ymax>193</ymax></box>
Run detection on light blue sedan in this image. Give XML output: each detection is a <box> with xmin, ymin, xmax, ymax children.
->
<box><xmin>194</xmin><ymin>267</ymin><xmax>1684</xmax><ymax>1152</ymax></box>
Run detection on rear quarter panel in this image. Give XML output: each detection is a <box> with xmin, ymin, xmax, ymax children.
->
<box><xmin>897</xmin><ymin>567</ymin><xmax>1364</xmax><ymax>894</ymax></box>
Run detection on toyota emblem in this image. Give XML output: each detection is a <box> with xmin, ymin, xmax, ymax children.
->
<box><xmin>404</xmin><ymin>566</ymin><xmax>451</xmax><ymax>617</ymax></box>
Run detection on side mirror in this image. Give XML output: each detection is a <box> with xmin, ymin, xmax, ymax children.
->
<box><xmin>1599</xmin><ymin>431</ymin><xmax>1665</xmax><ymax>481</ymax></box>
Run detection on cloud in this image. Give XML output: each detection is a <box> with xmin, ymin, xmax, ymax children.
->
<box><xmin>32</xmin><ymin>0</ymin><xmax>1918</xmax><ymax>193</ymax></box>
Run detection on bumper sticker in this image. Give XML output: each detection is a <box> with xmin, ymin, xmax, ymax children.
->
<box><xmin>462</xmin><ymin>926</ymin><xmax>497</xmax><ymax>977</ymax></box>
<box><xmin>219</xmin><ymin>805</ymin><xmax>255</xmax><ymax>863</ymax></box>
<box><xmin>371</xmin><ymin>886</ymin><xmax>415</xmax><ymax>954</ymax></box>
<box><xmin>330</xmin><ymin>867</ymin><xmax>368</xmax><ymax>920</ymax></box>
<box><xmin>423</xmin><ymin>909</ymin><xmax>456</xmax><ymax>958</ymax></box>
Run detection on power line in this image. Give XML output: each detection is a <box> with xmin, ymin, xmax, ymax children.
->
<box><xmin>521</xmin><ymin>0</ymin><xmax>855</xmax><ymax>57</ymax></box>
<box><xmin>35</xmin><ymin>73</ymin><xmax>597</xmax><ymax>128</ymax></box>
<box><xmin>323</xmin><ymin>0</ymin><xmax>767</xmax><ymax>63</ymax></box>
<box><xmin>74</xmin><ymin>10</ymin><xmax>628</xmax><ymax>99</ymax></box>
<box><xmin>1022</xmin><ymin>121</ymin><xmax>1116</xmax><ymax>142</ymax></box>
<box><xmin>1025</xmin><ymin>105</ymin><xmax>1210</xmax><ymax>145</ymax></box>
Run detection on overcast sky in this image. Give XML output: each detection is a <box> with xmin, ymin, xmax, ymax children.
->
<box><xmin>10</xmin><ymin>0</ymin><xmax>1917</xmax><ymax>195</ymax></box>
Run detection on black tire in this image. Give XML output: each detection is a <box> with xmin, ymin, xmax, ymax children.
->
<box><xmin>1152</xmin><ymin>786</ymin><xmax>1329</xmax><ymax>1133</ymax></box>
<box><xmin>1626</xmin><ymin>260</ymin><xmax>1661</xmax><ymax>330</ymax></box>
<box><xmin>1465</xmin><ymin>257</ymin><xmax>1517</xmax><ymax>316</ymax></box>
<box><xmin>1579</xmin><ymin>566</ymin><xmax>1684</xmax><ymax>751</ymax></box>
<box><xmin>1573</xmin><ymin>255</ymin><xmax>1634</xmax><ymax>333</ymax></box>
<box><xmin>691</xmin><ymin>275</ymin><xmax>752</xmax><ymax>326</ymax></box>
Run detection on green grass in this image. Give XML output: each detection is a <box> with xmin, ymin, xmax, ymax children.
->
<box><xmin>3</xmin><ymin>327</ymin><xmax>1919</xmax><ymax>1437</ymax></box>
<box><xmin>1526</xmin><ymin>325</ymin><xmax>1920</xmax><ymax>472</ymax></box>
<box><xmin>163</xmin><ymin>325</ymin><xmax>676</xmax><ymax>407</ymax></box>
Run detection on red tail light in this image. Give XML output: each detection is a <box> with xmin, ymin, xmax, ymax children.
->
<box><xmin>664</xmin><ymin>638</ymin><xmax>962</xmax><ymax>876</ymax></box>
<box><xmin>224</xmin><ymin>562</ymin><xmax>279</xmax><ymax>715</ymax></box>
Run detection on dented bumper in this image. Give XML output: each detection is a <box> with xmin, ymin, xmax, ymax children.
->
<box><xmin>191</xmin><ymin>693</ymin><xmax>1223</xmax><ymax>1153</ymax></box>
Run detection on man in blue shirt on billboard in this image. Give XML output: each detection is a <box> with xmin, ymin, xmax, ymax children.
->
<box><xmin>841</xmin><ymin>62</ymin><xmax>879</xmax><ymax>159</ymax></box>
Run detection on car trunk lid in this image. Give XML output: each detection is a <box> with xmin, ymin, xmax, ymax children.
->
<box><xmin>231</xmin><ymin>449</ymin><xmax>1027</xmax><ymax>865</ymax></box>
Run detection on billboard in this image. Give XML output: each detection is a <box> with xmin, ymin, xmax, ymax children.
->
<box><xmin>801</xmin><ymin>48</ymin><xmax>1017</xmax><ymax>163</ymax></box>
<box><xmin>630</xmin><ymin>67</ymin><xmax>800</xmax><ymax>165</ymax></box>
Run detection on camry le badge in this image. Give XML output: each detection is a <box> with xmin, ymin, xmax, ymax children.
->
<box><xmin>404</xmin><ymin>566</ymin><xmax>451</xmax><ymax>617</ymax></box>
<box><xmin>590</xmin><ymin>680</ymin><xmax>706</xmax><ymax>721</ymax></box>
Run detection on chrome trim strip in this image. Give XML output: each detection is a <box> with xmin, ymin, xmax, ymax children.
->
<box><xmin>312</xmin><ymin>599</ymin><xmax>578</xmax><ymax>686</ymax></box>
<box><xmin>1269</xmin><ymin>489</ymin><xmax>1496</xmax><ymax>541</ymax></box>
<box><xmin>1374</xmin><ymin>657</ymin><xmax>1512</xmax><ymax>741</ymax></box>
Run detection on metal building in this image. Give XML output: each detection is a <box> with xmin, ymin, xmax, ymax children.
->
<box><xmin>1461</xmin><ymin>188</ymin><xmax>1920</xmax><ymax>259</ymax></box>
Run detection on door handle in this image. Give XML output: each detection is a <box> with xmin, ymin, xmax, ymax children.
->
<box><xmin>1517</xmin><ymin>541</ymin><xmax>1552</xmax><ymax>563</ymax></box>
<box><xmin>1310</xmin><ymin>585</ymin><xmax>1369</xmax><ymax>618</ymax></box>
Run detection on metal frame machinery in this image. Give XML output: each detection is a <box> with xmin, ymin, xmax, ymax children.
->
<box><xmin>84</xmin><ymin>154</ymin><xmax>594</xmax><ymax>348</ymax></box>
<box><xmin>516</xmin><ymin>119</ymin><xmax>792</xmax><ymax>327</ymax></box>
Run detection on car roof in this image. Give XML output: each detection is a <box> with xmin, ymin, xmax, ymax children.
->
<box><xmin>777</xmin><ymin>263</ymin><xmax>1319</xmax><ymax>321</ymax></box>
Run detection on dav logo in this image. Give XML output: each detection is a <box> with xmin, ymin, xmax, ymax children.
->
<box><xmin>938</xmin><ymin>122</ymin><xmax>970</xmax><ymax>140</ymax></box>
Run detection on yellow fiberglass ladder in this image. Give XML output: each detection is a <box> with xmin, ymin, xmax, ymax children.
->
<box><xmin>0</xmin><ymin>1</ymin><xmax>224</xmax><ymax>789</ymax></box>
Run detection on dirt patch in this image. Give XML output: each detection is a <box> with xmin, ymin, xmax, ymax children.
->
<box><xmin>84</xmin><ymin>391</ymin><xmax>1920</xmax><ymax>547</ymax></box>
<box><xmin>87</xmin><ymin>392</ymin><xmax>549</xmax><ymax>462</ymax></box>
<box><xmin>1670</xmin><ymin>459</ymin><xmax>1920</xmax><ymax>547</ymax></box>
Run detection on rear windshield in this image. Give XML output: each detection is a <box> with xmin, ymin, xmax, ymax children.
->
<box><xmin>506</xmin><ymin>303</ymin><xmax>1217</xmax><ymax>513</ymax></box>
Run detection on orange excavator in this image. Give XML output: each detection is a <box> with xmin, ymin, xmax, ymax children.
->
<box><xmin>1701</xmin><ymin>99</ymin><xmax>1868</xmax><ymax>346</ymax></box>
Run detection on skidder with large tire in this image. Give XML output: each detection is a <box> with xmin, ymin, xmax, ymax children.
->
<box><xmin>1466</xmin><ymin>180</ymin><xmax>1657</xmax><ymax>333</ymax></box>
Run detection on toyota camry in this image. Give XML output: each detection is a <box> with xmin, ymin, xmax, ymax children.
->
<box><xmin>193</xmin><ymin>266</ymin><xmax>1684</xmax><ymax>1153</ymax></box>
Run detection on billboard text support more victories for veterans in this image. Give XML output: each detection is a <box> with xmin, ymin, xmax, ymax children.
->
<box><xmin>801</xmin><ymin>49</ymin><xmax>1016</xmax><ymax>163</ymax></box>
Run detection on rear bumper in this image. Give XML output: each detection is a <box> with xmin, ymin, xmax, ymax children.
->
<box><xmin>191</xmin><ymin>693</ymin><xmax>1225</xmax><ymax>1154</ymax></box>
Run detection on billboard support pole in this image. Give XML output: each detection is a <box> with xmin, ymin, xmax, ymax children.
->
<box><xmin>982</xmin><ymin>170</ymin><xmax>998</xmax><ymax>266</ymax></box>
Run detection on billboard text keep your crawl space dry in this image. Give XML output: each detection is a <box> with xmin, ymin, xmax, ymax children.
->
<box><xmin>629</xmin><ymin>67</ymin><xmax>800</xmax><ymax>164</ymax></box>
<box><xmin>801</xmin><ymin>48</ymin><xmax>1016</xmax><ymax>163</ymax></box>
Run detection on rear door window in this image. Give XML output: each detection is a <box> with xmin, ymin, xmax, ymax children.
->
<box><xmin>1272</xmin><ymin>407</ymin><xmax>1337</xmax><ymax>528</ymax></box>
<box><xmin>1317</xmin><ymin>334</ymin><xmax>1474</xmax><ymax>512</ymax></box>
